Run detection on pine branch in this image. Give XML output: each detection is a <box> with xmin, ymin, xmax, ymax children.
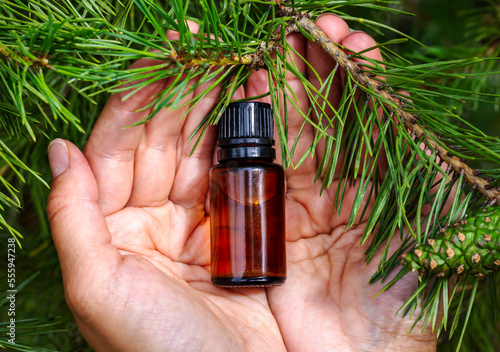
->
<box><xmin>286</xmin><ymin>9</ymin><xmax>500</xmax><ymax>205</ymax></box>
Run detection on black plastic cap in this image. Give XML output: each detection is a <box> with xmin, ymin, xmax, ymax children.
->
<box><xmin>218</xmin><ymin>102</ymin><xmax>274</xmax><ymax>140</ymax></box>
<box><xmin>216</xmin><ymin>102</ymin><xmax>276</xmax><ymax>161</ymax></box>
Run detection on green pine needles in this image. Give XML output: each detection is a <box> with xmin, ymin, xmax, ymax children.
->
<box><xmin>1</xmin><ymin>0</ymin><xmax>499</xmax><ymax>350</ymax></box>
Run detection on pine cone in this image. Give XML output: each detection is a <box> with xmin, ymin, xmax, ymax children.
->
<box><xmin>402</xmin><ymin>207</ymin><xmax>500</xmax><ymax>277</ymax></box>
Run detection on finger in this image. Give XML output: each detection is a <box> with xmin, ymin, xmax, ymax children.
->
<box><xmin>168</xmin><ymin>71</ymin><xmax>222</xmax><ymax>208</ymax></box>
<box><xmin>126</xmin><ymin>22</ymin><xmax>201</xmax><ymax>208</ymax></box>
<box><xmin>245</xmin><ymin>69</ymin><xmax>284</xmax><ymax>163</ymax></box>
<box><xmin>47</xmin><ymin>139</ymin><xmax>121</xmax><ymax>312</ymax></box>
<box><xmin>342</xmin><ymin>30</ymin><xmax>384</xmax><ymax>67</ymax></box>
<box><xmin>268</xmin><ymin>32</ymin><xmax>316</xmax><ymax>189</ymax></box>
<box><xmin>341</xmin><ymin>31</ymin><xmax>385</xmax><ymax>110</ymax></box>
<box><xmin>342</xmin><ymin>31</ymin><xmax>388</xmax><ymax>174</ymax></box>
<box><xmin>305</xmin><ymin>15</ymin><xmax>350</xmax><ymax>171</ymax></box>
<box><xmin>307</xmin><ymin>14</ymin><xmax>351</xmax><ymax>111</ymax></box>
<box><xmin>208</xmin><ymin>81</ymin><xmax>247</xmax><ymax>172</ymax></box>
<box><xmin>84</xmin><ymin>58</ymin><xmax>169</xmax><ymax>216</ymax></box>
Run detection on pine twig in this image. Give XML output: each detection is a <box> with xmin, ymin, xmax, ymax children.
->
<box><xmin>168</xmin><ymin>48</ymin><xmax>254</xmax><ymax>66</ymax></box>
<box><xmin>0</xmin><ymin>44</ymin><xmax>51</xmax><ymax>69</ymax></box>
<box><xmin>274</xmin><ymin>8</ymin><xmax>500</xmax><ymax>205</ymax></box>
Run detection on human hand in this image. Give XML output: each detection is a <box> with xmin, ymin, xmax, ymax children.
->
<box><xmin>47</xmin><ymin>15</ymin><xmax>437</xmax><ymax>352</ymax></box>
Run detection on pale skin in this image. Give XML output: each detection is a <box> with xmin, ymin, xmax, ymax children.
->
<box><xmin>47</xmin><ymin>15</ymin><xmax>437</xmax><ymax>352</ymax></box>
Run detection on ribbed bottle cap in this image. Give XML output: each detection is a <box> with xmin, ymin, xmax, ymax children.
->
<box><xmin>218</xmin><ymin>102</ymin><xmax>274</xmax><ymax>140</ymax></box>
<box><xmin>216</xmin><ymin>102</ymin><xmax>276</xmax><ymax>161</ymax></box>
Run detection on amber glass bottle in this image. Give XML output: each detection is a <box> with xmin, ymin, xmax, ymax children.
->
<box><xmin>210</xmin><ymin>102</ymin><xmax>286</xmax><ymax>287</ymax></box>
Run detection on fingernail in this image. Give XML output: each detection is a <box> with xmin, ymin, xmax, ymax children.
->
<box><xmin>348</xmin><ymin>29</ymin><xmax>366</xmax><ymax>34</ymax></box>
<box><xmin>48</xmin><ymin>139</ymin><xmax>69</xmax><ymax>178</ymax></box>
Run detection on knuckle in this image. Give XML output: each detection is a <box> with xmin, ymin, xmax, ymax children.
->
<box><xmin>46</xmin><ymin>190</ymin><xmax>67</xmax><ymax>224</ymax></box>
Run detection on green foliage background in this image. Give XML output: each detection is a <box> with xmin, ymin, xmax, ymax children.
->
<box><xmin>0</xmin><ymin>0</ymin><xmax>499</xmax><ymax>351</ymax></box>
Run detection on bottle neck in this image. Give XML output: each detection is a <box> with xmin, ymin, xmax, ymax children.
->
<box><xmin>217</xmin><ymin>137</ymin><xmax>276</xmax><ymax>162</ymax></box>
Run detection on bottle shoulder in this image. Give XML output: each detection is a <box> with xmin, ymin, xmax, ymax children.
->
<box><xmin>211</xmin><ymin>160</ymin><xmax>284</xmax><ymax>173</ymax></box>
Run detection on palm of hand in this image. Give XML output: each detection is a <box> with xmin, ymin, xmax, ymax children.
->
<box><xmin>98</xmin><ymin>179</ymin><xmax>424</xmax><ymax>352</ymax></box>
<box><xmin>48</xmin><ymin>16</ymin><xmax>436</xmax><ymax>352</ymax></box>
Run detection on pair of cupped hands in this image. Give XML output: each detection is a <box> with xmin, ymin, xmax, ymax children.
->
<box><xmin>47</xmin><ymin>15</ymin><xmax>436</xmax><ymax>352</ymax></box>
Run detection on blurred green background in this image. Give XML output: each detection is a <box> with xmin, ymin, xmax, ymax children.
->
<box><xmin>0</xmin><ymin>0</ymin><xmax>499</xmax><ymax>351</ymax></box>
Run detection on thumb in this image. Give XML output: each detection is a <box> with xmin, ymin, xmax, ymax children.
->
<box><xmin>47</xmin><ymin>139</ymin><xmax>120</xmax><ymax>309</ymax></box>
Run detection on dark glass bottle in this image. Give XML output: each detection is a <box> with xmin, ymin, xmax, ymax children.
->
<box><xmin>210</xmin><ymin>102</ymin><xmax>286</xmax><ymax>287</ymax></box>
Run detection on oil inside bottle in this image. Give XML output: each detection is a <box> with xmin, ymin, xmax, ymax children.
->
<box><xmin>210</xmin><ymin>163</ymin><xmax>285</xmax><ymax>287</ymax></box>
